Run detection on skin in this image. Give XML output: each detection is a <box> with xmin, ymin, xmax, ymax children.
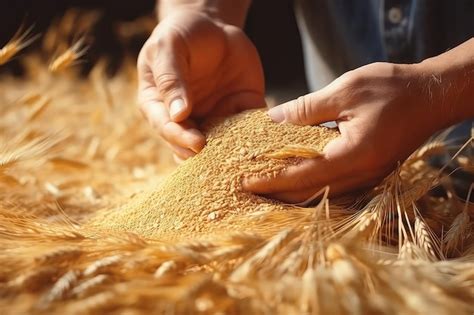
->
<box><xmin>138</xmin><ymin>1</ymin><xmax>474</xmax><ymax>202</ymax></box>
<box><xmin>137</xmin><ymin>1</ymin><xmax>263</xmax><ymax>162</ymax></box>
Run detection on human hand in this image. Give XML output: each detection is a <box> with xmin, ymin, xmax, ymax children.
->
<box><xmin>242</xmin><ymin>62</ymin><xmax>445</xmax><ymax>203</ymax></box>
<box><xmin>137</xmin><ymin>10</ymin><xmax>265</xmax><ymax>161</ymax></box>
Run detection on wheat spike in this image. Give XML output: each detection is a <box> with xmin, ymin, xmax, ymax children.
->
<box><xmin>83</xmin><ymin>255</ymin><xmax>122</xmax><ymax>277</ymax></box>
<box><xmin>263</xmin><ymin>145</ymin><xmax>323</xmax><ymax>159</ymax></box>
<box><xmin>0</xmin><ymin>25</ymin><xmax>39</xmax><ymax>65</ymax></box>
<box><xmin>35</xmin><ymin>247</ymin><xmax>82</xmax><ymax>265</ymax></box>
<box><xmin>414</xmin><ymin>215</ymin><xmax>438</xmax><ymax>260</ymax></box>
<box><xmin>230</xmin><ymin>228</ymin><xmax>294</xmax><ymax>282</ymax></box>
<box><xmin>49</xmin><ymin>37</ymin><xmax>88</xmax><ymax>73</ymax></box>
<box><xmin>444</xmin><ymin>184</ymin><xmax>473</xmax><ymax>254</ymax></box>
<box><xmin>39</xmin><ymin>270</ymin><xmax>79</xmax><ymax>307</ymax></box>
<box><xmin>71</xmin><ymin>274</ymin><xmax>108</xmax><ymax>297</ymax></box>
<box><xmin>27</xmin><ymin>96</ymin><xmax>52</xmax><ymax>121</ymax></box>
<box><xmin>444</xmin><ymin>211</ymin><xmax>471</xmax><ymax>254</ymax></box>
<box><xmin>154</xmin><ymin>260</ymin><xmax>177</xmax><ymax>278</ymax></box>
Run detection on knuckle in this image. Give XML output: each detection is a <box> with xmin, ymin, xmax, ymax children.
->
<box><xmin>289</xmin><ymin>96</ymin><xmax>309</xmax><ymax>125</ymax></box>
<box><xmin>161</xmin><ymin>122</ymin><xmax>174</xmax><ymax>137</ymax></box>
<box><xmin>138</xmin><ymin>39</ymin><xmax>158</xmax><ymax>66</ymax></box>
<box><xmin>296</xmin><ymin>174</ymin><xmax>315</xmax><ymax>190</ymax></box>
<box><xmin>138</xmin><ymin>102</ymin><xmax>147</xmax><ymax>115</ymax></box>
<box><xmin>136</xmin><ymin>91</ymin><xmax>149</xmax><ymax>106</ymax></box>
<box><xmin>154</xmin><ymin>73</ymin><xmax>180</xmax><ymax>97</ymax></box>
<box><xmin>344</xmin><ymin>70</ymin><xmax>365</xmax><ymax>87</ymax></box>
<box><xmin>149</xmin><ymin>118</ymin><xmax>163</xmax><ymax>134</ymax></box>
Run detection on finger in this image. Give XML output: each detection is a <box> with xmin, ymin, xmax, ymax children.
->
<box><xmin>267</xmin><ymin>89</ymin><xmax>340</xmax><ymax>126</ymax></box>
<box><xmin>242</xmin><ymin>154</ymin><xmax>348</xmax><ymax>194</ymax></box>
<box><xmin>151</xmin><ymin>32</ymin><xmax>192</xmax><ymax>123</ymax></box>
<box><xmin>173</xmin><ymin>154</ymin><xmax>185</xmax><ymax>164</ymax></box>
<box><xmin>242</xmin><ymin>129</ymin><xmax>362</xmax><ymax>195</ymax></box>
<box><xmin>170</xmin><ymin>144</ymin><xmax>196</xmax><ymax>160</ymax></box>
<box><xmin>266</xmin><ymin>175</ymin><xmax>379</xmax><ymax>204</ymax></box>
<box><xmin>162</xmin><ymin>122</ymin><xmax>206</xmax><ymax>154</ymax></box>
<box><xmin>140</xmin><ymin>99</ymin><xmax>205</xmax><ymax>153</ymax></box>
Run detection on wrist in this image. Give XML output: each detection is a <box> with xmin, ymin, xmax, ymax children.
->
<box><xmin>157</xmin><ymin>0</ymin><xmax>251</xmax><ymax>27</ymax></box>
<box><xmin>411</xmin><ymin>58</ymin><xmax>474</xmax><ymax>132</ymax></box>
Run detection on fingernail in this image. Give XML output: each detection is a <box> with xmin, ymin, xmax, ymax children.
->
<box><xmin>268</xmin><ymin>106</ymin><xmax>285</xmax><ymax>123</ymax></box>
<box><xmin>170</xmin><ymin>98</ymin><xmax>186</xmax><ymax>120</ymax></box>
<box><xmin>241</xmin><ymin>176</ymin><xmax>255</xmax><ymax>190</ymax></box>
<box><xmin>186</xmin><ymin>129</ymin><xmax>206</xmax><ymax>153</ymax></box>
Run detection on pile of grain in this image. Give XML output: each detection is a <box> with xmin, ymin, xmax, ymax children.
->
<box><xmin>91</xmin><ymin>110</ymin><xmax>338</xmax><ymax>239</ymax></box>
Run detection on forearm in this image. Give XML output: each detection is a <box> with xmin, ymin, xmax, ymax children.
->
<box><xmin>156</xmin><ymin>0</ymin><xmax>251</xmax><ymax>27</ymax></box>
<box><xmin>417</xmin><ymin>38</ymin><xmax>474</xmax><ymax>130</ymax></box>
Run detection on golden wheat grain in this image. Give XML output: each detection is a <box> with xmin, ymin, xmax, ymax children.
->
<box><xmin>0</xmin><ymin>135</ymin><xmax>56</xmax><ymax>172</ymax></box>
<box><xmin>154</xmin><ymin>260</ymin><xmax>177</xmax><ymax>278</ymax></box>
<box><xmin>35</xmin><ymin>247</ymin><xmax>82</xmax><ymax>265</ymax></box>
<box><xmin>0</xmin><ymin>15</ymin><xmax>473</xmax><ymax>314</ymax></box>
<box><xmin>444</xmin><ymin>184</ymin><xmax>473</xmax><ymax>254</ymax></box>
<box><xmin>230</xmin><ymin>228</ymin><xmax>294</xmax><ymax>281</ymax></box>
<box><xmin>90</xmin><ymin>60</ymin><xmax>115</xmax><ymax>108</ymax></box>
<box><xmin>39</xmin><ymin>270</ymin><xmax>79</xmax><ymax>307</ymax></box>
<box><xmin>83</xmin><ymin>255</ymin><xmax>122</xmax><ymax>277</ymax></box>
<box><xmin>65</xmin><ymin>291</ymin><xmax>115</xmax><ymax>313</ymax></box>
<box><xmin>457</xmin><ymin>156</ymin><xmax>474</xmax><ymax>173</ymax></box>
<box><xmin>17</xmin><ymin>91</ymin><xmax>42</xmax><ymax>106</ymax></box>
<box><xmin>49</xmin><ymin>37</ymin><xmax>88</xmax><ymax>73</ymax></box>
<box><xmin>0</xmin><ymin>25</ymin><xmax>39</xmax><ymax>65</ymax></box>
<box><xmin>27</xmin><ymin>96</ymin><xmax>52</xmax><ymax>121</ymax></box>
<box><xmin>444</xmin><ymin>210</ymin><xmax>470</xmax><ymax>254</ymax></box>
<box><xmin>415</xmin><ymin>140</ymin><xmax>447</xmax><ymax>159</ymax></box>
<box><xmin>48</xmin><ymin>157</ymin><xmax>88</xmax><ymax>169</ymax></box>
<box><xmin>264</xmin><ymin>145</ymin><xmax>323</xmax><ymax>159</ymax></box>
<box><xmin>414</xmin><ymin>211</ymin><xmax>440</xmax><ymax>260</ymax></box>
<box><xmin>331</xmin><ymin>258</ymin><xmax>361</xmax><ymax>286</ymax></box>
<box><xmin>9</xmin><ymin>267</ymin><xmax>59</xmax><ymax>291</ymax></box>
<box><xmin>71</xmin><ymin>274</ymin><xmax>108</xmax><ymax>297</ymax></box>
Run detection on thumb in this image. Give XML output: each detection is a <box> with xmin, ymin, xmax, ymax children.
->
<box><xmin>267</xmin><ymin>90</ymin><xmax>339</xmax><ymax>126</ymax></box>
<box><xmin>152</xmin><ymin>33</ymin><xmax>191</xmax><ymax>123</ymax></box>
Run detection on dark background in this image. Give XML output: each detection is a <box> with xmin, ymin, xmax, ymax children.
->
<box><xmin>0</xmin><ymin>0</ymin><xmax>308</xmax><ymax>101</ymax></box>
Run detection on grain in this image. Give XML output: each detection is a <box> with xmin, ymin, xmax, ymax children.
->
<box><xmin>0</xmin><ymin>26</ymin><xmax>39</xmax><ymax>65</ymax></box>
<box><xmin>39</xmin><ymin>270</ymin><xmax>79</xmax><ymax>306</ymax></box>
<box><xmin>49</xmin><ymin>37</ymin><xmax>88</xmax><ymax>73</ymax></box>
<box><xmin>83</xmin><ymin>255</ymin><xmax>122</xmax><ymax>276</ymax></box>
<box><xmin>90</xmin><ymin>110</ymin><xmax>338</xmax><ymax>239</ymax></box>
<box><xmin>414</xmin><ymin>215</ymin><xmax>438</xmax><ymax>260</ymax></box>
<box><xmin>1</xmin><ymin>11</ymin><xmax>473</xmax><ymax>314</ymax></box>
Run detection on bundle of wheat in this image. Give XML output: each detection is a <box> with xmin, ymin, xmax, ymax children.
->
<box><xmin>0</xmin><ymin>12</ymin><xmax>473</xmax><ymax>315</ymax></box>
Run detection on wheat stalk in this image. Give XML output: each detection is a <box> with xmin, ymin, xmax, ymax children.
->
<box><xmin>444</xmin><ymin>184</ymin><xmax>473</xmax><ymax>255</ymax></box>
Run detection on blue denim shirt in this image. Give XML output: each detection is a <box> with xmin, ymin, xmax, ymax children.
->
<box><xmin>296</xmin><ymin>0</ymin><xmax>474</xmax><ymax>88</ymax></box>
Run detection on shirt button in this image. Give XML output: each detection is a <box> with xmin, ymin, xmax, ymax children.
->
<box><xmin>388</xmin><ymin>7</ymin><xmax>403</xmax><ymax>24</ymax></box>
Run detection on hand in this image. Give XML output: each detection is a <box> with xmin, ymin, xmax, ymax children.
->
<box><xmin>137</xmin><ymin>10</ymin><xmax>265</xmax><ymax>161</ymax></box>
<box><xmin>242</xmin><ymin>62</ymin><xmax>445</xmax><ymax>203</ymax></box>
